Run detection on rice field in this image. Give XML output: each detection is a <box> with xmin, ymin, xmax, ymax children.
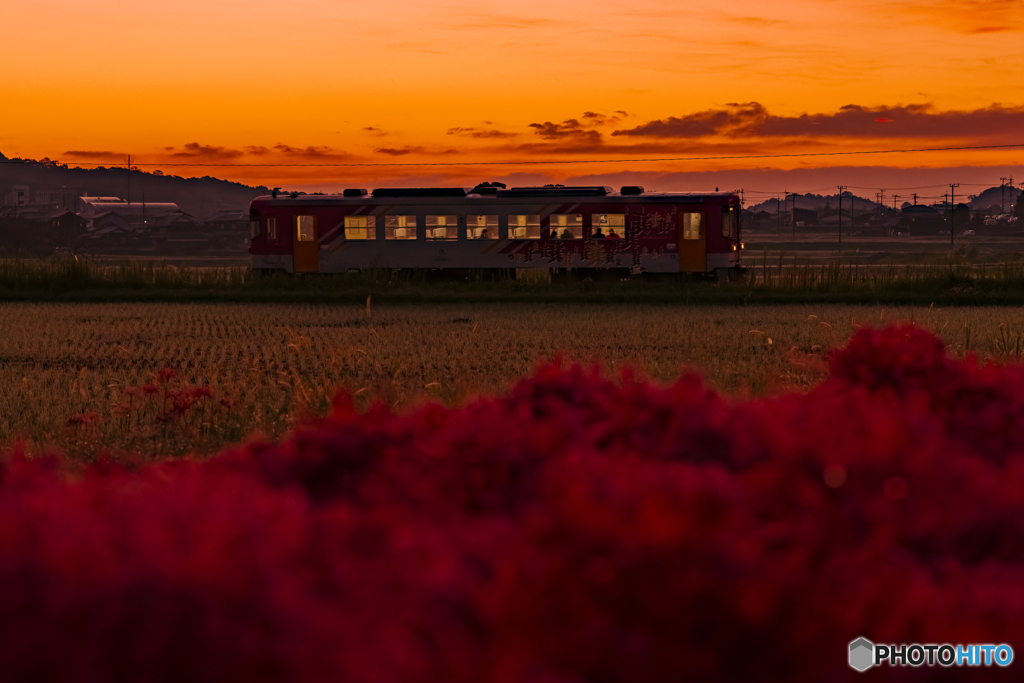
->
<box><xmin>2</xmin><ymin>301</ymin><xmax>1024</xmax><ymax>459</ymax></box>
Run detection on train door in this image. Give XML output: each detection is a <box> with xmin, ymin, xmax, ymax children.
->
<box><xmin>293</xmin><ymin>214</ymin><xmax>319</xmax><ymax>273</ymax></box>
<box><xmin>677</xmin><ymin>210</ymin><xmax>706</xmax><ymax>272</ymax></box>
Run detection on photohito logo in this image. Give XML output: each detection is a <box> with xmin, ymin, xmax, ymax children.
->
<box><xmin>849</xmin><ymin>637</ymin><xmax>1013</xmax><ymax>671</ymax></box>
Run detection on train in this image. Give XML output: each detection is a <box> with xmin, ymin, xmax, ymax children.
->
<box><xmin>248</xmin><ymin>184</ymin><xmax>743</xmax><ymax>278</ymax></box>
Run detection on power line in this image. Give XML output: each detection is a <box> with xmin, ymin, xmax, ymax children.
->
<box><xmin>3</xmin><ymin>142</ymin><xmax>1024</xmax><ymax>168</ymax></box>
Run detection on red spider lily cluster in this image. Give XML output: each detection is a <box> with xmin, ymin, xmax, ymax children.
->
<box><xmin>4</xmin><ymin>325</ymin><xmax>1024</xmax><ymax>682</ymax></box>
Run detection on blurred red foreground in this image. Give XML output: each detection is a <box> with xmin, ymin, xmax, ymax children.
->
<box><xmin>1</xmin><ymin>326</ymin><xmax>1022</xmax><ymax>682</ymax></box>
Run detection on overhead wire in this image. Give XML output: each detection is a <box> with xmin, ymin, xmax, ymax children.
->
<box><xmin>2</xmin><ymin>142</ymin><xmax>1023</xmax><ymax>168</ymax></box>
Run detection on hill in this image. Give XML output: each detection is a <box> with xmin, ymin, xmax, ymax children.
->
<box><xmin>0</xmin><ymin>154</ymin><xmax>269</xmax><ymax>219</ymax></box>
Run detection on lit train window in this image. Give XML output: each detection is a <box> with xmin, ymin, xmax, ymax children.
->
<box><xmin>250</xmin><ymin>220</ymin><xmax>260</xmax><ymax>239</ymax></box>
<box><xmin>344</xmin><ymin>215</ymin><xmax>375</xmax><ymax>240</ymax></box>
<box><xmin>267</xmin><ymin>217</ymin><xmax>276</xmax><ymax>240</ymax></box>
<box><xmin>722</xmin><ymin>206</ymin><xmax>738</xmax><ymax>238</ymax></box>
<box><xmin>296</xmin><ymin>215</ymin><xmax>315</xmax><ymax>242</ymax></box>
<box><xmin>468</xmin><ymin>214</ymin><xmax>498</xmax><ymax>239</ymax></box>
<box><xmin>384</xmin><ymin>215</ymin><xmax>417</xmax><ymax>240</ymax></box>
<box><xmin>509</xmin><ymin>214</ymin><xmax>541</xmax><ymax>239</ymax></box>
<box><xmin>593</xmin><ymin>214</ymin><xmax>625</xmax><ymax>239</ymax></box>
<box><xmin>426</xmin><ymin>215</ymin><xmax>458</xmax><ymax>240</ymax></box>
<box><xmin>551</xmin><ymin>214</ymin><xmax>583</xmax><ymax>239</ymax></box>
<box><xmin>681</xmin><ymin>213</ymin><xmax>702</xmax><ymax>240</ymax></box>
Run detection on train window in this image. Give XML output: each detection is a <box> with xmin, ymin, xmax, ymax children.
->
<box><xmin>267</xmin><ymin>217</ymin><xmax>277</xmax><ymax>240</ymax></box>
<box><xmin>250</xmin><ymin>220</ymin><xmax>260</xmax><ymax>239</ymax></box>
<box><xmin>426</xmin><ymin>215</ymin><xmax>458</xmax><ymax>240</ymax></box>
<box><xmin>509</xmin><ymin>214</ymin><xmax>541</xmax><ymax>239</ymax></box>
<box><xmin>468</xmin><ymin>214</ymin><xmax>498</xmax><ymax>239</ymax></box>
<box><xmin>344</xmin><ymin>215</ymin><xmax>375</xmax><ymax>240</ymax></box>
<box><xmin>593</xmin><ymin>214</ymin><xmax>626</xmax><ymax>239</ymax></box>
<box><xmin>681</xmin><ymin>213</ymin><xmax>702</xmax><ymax>240</ymax></box>
<box><xmin>551</xmin><ymin>214</ymin><xmax>583</xmax><ymax>239</ymax></box>
<box><xmin>385</xmin><ymin>215</ymin><xmax>417</xmax><ymax>240</ymax></box>
<box><xmin>722</xmin><ymin>206</ymin><xmax>738</xmax><ymax>238</ymax></box>
<box><xmin>296</xmin><ymin>215</ymin><xmax>316</xmax><ymax>242</ymax></box>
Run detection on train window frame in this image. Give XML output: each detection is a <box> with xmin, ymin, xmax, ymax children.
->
<box><xmin>681</xmin><ymin>213</ymin><xmax>702</xmax><ymax>240</ymax></box>
<box><xmin>384</xmin><ymin>215</ymin><xmax>417</xmax><ymax>240</ymax></box>
<box><xmin>508</xmin><ymin>214</ymin><xmax>541</xmax><ymax>239</ymax></box>
<box><xmin>250</xmin><ymin>220</ymin><xmax>260</xmax><ymax>239</ymax></box>
<box><xmin>722</xmin><ymin>206</ymin><xmax>738</xmax><ymax>238</ymax></box>
<box><xmin>467</xmin><ymin>214</ymin><xmax>498</xmax><ymax>239</ymax></box>
<box><xmin>551</xmin><ymin>213</ymin><xmax>583</xmax><ymax>239</ymax></box>
<box><xmin>267</xmin><ymin>217</ymin><xmax>276</xmax><ymax>240</ymax></box>
<box><xmin>344</xmin><ymin>215</ymin><xmax>376</xmax><ymax>240</ymax></box>
<box><xmin>592</xmin><ymin>213</ymin><xmax>626</xmax><ymax>239</ymax></box>
<box><xmin>296</xmin><ymin>215</ymin><xmax>316</xmax><ymax>242</ymax></box>
<box><xmin>425</xmin><ymin>215</ymin><xmax>458</xmax><ymax>240</ymax></box>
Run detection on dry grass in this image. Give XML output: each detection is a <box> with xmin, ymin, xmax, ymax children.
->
<box><xmin>2</xmin><ymin>301</ymin><xmax>1023</xmax><ymax>459</ymax></box>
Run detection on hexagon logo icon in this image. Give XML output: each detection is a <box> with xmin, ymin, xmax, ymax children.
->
<box><xmin>849</xmin><ymin>637</ymin><xmax>874</xmax><ymax>672</ymax></box>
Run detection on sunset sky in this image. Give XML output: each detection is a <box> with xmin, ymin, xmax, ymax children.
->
<box><xmin>3</xmin><ymin>0</ymin><xmax>1023</xmax><ymax>197</ymax></box>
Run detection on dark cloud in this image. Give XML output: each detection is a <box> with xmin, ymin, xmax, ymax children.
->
<box><xmin>581</xmin><ymin>111</ymin><xmax>622</xmax><ymax>126</ymax></box>
<box><xmin>363</xmin><ymin>127</ymin><xmax>387</xmax><ymax>136</ymax></box>
<box><xmin>272</xmin><ymin>144</ymin><xmax>345</xmax><ymax>158</ymax></box>
<box><xmin>613</xmin><ymin>102</ymin><xmax>1024</xmax><ymax>140</ymax></box>
<box><xmin>63</xmin><ymin>150</ymin><xmax>129</xmax><ymax>161</ymax></box>
<box><xmin>374</xmin><ymin>146</ymin><xmax>426</xmax><ymax>156</ymax></box>
<box><xmin>612</xmin><ymin>103</ymin><xmax>767</xmax><ymax>138</ymax></box>
<box><xmin>528</xmin><ymin>119</ymin><xmax>603</xmax><ymax>143</ymax></box>
<box><xmin>170</xmin><ymin>143</ymin><xmax>245</xmax><ymax>159</ymax></box>
<box><xmin>240</xmin><ymin>144</ymin><xmax>353</xmax><ymax>161</ymax></box>
<box><xmin>446</xmin><ymin>127</ymin><xmax>518</xmax><ymax>139</ymax></box>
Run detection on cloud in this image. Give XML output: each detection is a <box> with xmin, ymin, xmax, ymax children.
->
<box><xmin>170</xmin><ymin>142</ymin><xmax>244</xmax><ymax>160</ymax></box>
<box><xmin>889</xmin><ymin>0</ymin><xmax>1024</xmax><ymax>34</ymax></box>
<box><xmin>241</xmin><ymin>144</ymin><xmax>353</xmax><ymax>161</ymax></box>
<box><xmin>613</xmin><ymin>102</ymin><xmax>1024</xmax><ymax>140</ymax></box>
<box><xmin>581</xmin><ymin>111</ymin><xmax>623</xmax><ymax>126</ymax></box>
<box><xmin>374</xmin><ymin>146</ymin><xmax>426</xmax><ymax>156</ymax></box>
<box><xmin>63</xmin><ymin>150</ymin><xmax>129</xmax><ymax>162</ymax></box>
<box><xmin>528</xmin><ymin>119</ymin><xmax>603</xmax><ymax>144</ymax></box>
<box><xmin>446</xmin><ymin>127</ymin><xmax>518</xmax><ymax>139</ymax></box>
<box><xmin>362</xmin><ymin>127</ymin><xmax>387</xmax><ymax>136</ymax></box>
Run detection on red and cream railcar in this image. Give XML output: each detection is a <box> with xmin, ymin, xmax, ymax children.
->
<box><xmin>248</xmin><ymin>185</ymin><xmax>743</xmax><ymax>277</ymax></box>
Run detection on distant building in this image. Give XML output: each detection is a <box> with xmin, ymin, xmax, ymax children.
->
<box><xmin>15</xmin><ymin>206</ymin><xmax>87</xmax><ymax>233</ymax></box>
<box><xmin>902</xmin><ymin>205</ymin><xmax>942</xmax><ymax>235</ymax></box>
<box><xmin>77</xmin><ymin>196</ymin><xmax>194</xmax><ymax>231</ymax></box>
<box><xmin>6</xmin><ymin>185</ymin><xmax>30</xmax><ymax>207</ymax></box>
<box><xmin>205</xmin><ymin>209</ymin><xmax>249</xmax><ymax>231</ymax></box>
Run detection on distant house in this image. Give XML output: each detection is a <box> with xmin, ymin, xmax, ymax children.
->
<box><xmin>15</xmin><ymin>206</ymin><xmax>87</xmax><ymax>233</ymax></box>
<box><xmin>78</xmin><ymin>196</ymin><xmax>193</xmax><ymax>232</ymax></box>
<box><xmin>205</xmin><ymin>209</ymin><xmax>249</xmax><ymax>231</ymax></box>
<box><xmin>902</xmin><ymin>205</ymin><xmax>943</xmax><ymax>235</ymax></box>
<box><xmin>5</xmin><ymin>185</ymin><xmax>30</xmax><ymax>207</ymax></box>
<box><xmin>793</xmin><ymin>207</ymin><xmax>817</xmax><ymax>226</ymax></box>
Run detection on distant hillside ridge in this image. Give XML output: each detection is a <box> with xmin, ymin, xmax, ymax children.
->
<box><xmin>0</xmin><ymin>154</ymin><xmax>272</xmax><ymax>220</ymax></box>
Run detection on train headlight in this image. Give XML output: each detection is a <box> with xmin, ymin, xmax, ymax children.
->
<box><xmin>740</xmin><ymin>242</ymin><xmax>745</xmax><ymax>250</ymax></box>
<box><xmin>732</xmin><ymin>244</ymin><xmax>737</xmax><ymax>251</ymax></box>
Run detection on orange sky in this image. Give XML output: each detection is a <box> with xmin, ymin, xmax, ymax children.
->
<box><xmin>3</xmin><ymin>0</ymin><xmax>1023</xmax><ymax>192</ymax></box>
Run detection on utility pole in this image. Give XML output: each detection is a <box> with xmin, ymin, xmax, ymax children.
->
<box><xmin>949</xmin><ymin>183</ymin><xmax>959</xmax><ymax>248</ymax></box>
<box><xmin>880</xmin><ymin>190</ymin><xmax>886</xmax><ymax>216</ymax></box>
<box><xmin>1001</xmin><ymin>177</ymin><xmax>1008</xmax><ymax>214</ymax></box>
<box><xmin>777</xmin><ymin>194</ymin><xmax>782</xmax><ymax>234</ymax></box>
<box><xmin>837</xmin><ymin>185</ymin><xmax>846</xmax><ymax>251</ymax></box>
<box><xmin>792</xmin><ymin>192</ymin><xmax>797</xmax><ymax>237</ymax></box>
<box><xmin>127</xmin><ymin>154</ymin><xmax>131</xmax><ymax>204</ymax></box>
<box><xmin>893</xmin><ymin>194</ymin><xmax>900</xmax><ymax>211</ymax></box>
<box><xmin>912</xmin><ymin>193</ymin><xmax>918</xmax><ymax>206</ymax></box>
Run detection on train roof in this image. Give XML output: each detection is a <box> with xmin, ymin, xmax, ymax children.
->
<box><xmin>251</xmin><ymin>186</ymin><xmax>740</xmax><ymax>207</ymax></box>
